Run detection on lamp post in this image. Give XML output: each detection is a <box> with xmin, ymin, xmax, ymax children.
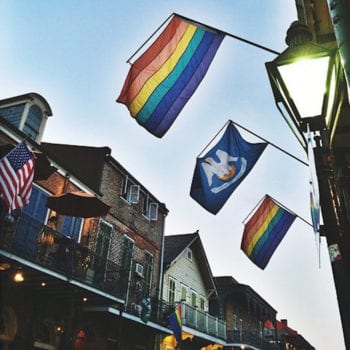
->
<box><xmin>265</xmin><ymin>21</ymin><xmax>350</xmax><ymax>348</ymax></box>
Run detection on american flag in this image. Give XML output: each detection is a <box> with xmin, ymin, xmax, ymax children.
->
<box><xmin>0</xmin><ymin>142</ymin><xmax>35</xmax><ymax>212</ymax></box>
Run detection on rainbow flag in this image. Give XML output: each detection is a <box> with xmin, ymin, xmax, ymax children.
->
<box><xmin>167</xmin><ymin>304</ymin><xmax>182</xmax><ymax>344</ymax></box>
<box><xmin>241</xmin><ymin>195</ymin><xmax>296</xmax><ymax>269</ymax></box>
<box><xmin>117</xmin><ymin>14</ymin><xmax>225</xmax><ymax>138</ymax></box>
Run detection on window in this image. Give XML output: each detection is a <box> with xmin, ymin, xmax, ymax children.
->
<box><xmin>142</xmin><ymin>195</ymin><xmax>158</xmax><ymax>221</ymax></box>
<box><xmin>13</xmin><ymin>185</ymin><xmax>49</xmax><ymax>258</ymax></box>
<box><xmin>181</xmin><ymin>284</ymin><xmax>187</xmax><ymax>302</ymax></box>
<box><xmin>121</xmin><ymin>176</ymin><xmax>139</xmax><ymax>203</ymax></box>
<box><xmin>200</xmin><ymin>296</ymin><xmax>205</xmax><ymax>310</ymax></box>
<box><xmin>168</xmin><ymin>278</ymin><xmax>176</xmax><ymax>304</ymax></box>
<box><xmin>191</xmin><ymin>290</ymin><xmax>197</xmax><ymax>307</ymax></box>
<box><xmin>144</xmin><ymin>252</ymin><xmax>154</xmax><ymax>293</ymax></box>
<box><xmin>233</xmin><ymin>314</ymin><xmax>238</xmax><ymax>330</ymax></box>
<box><xmin>61</xmin><ymin>216</ymin><xmax>82</xmax><ymax>241</ymax></box>
<box><xmin>186</xmin><ymin>248</ymin><xmax>192</xmax><ymax>261</ymax></box>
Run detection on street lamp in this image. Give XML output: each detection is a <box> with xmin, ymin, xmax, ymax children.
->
<box><xmin>265</xmin><ymin>20</ymin><xmax>350</xmax><ymax>349</ymax></box>
<box><xmin>265</xmin><ymin>21</ymin><xmax>345</xmax><ymax>149</ymax></box>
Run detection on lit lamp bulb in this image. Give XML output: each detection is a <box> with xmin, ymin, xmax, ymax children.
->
<box><xmin>13</xmin><ymin>270</ymin><xmax>24</xmax><ymax>283</ymax></box>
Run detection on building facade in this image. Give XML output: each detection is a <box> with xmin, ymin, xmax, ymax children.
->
<box><xmin>161</xmin><ymin>232</ymin><xmax>226</xmax><ymax>349</ymax></box>
<box><xmin>0</xmin><ymin>92</ymin><xmax>315</xmax><ymax>350</ymax></box>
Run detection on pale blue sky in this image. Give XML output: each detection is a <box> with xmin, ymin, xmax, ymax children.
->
<box><xmin>1</xmin><ymin>1</ymin><xmax>344</xmax><ymax>349</ymax></box>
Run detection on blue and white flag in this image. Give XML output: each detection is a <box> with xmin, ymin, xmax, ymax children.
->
<box><xmin>190</xmin><ymin>122</ymin><xmax>267</xmax><ymax>214</ymax></box>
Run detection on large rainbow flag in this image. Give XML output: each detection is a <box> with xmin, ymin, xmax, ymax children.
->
<box><xmin>117</xmin><ymin>14</ymin><xmax>225</xmax><ymax>138</ymax></box>
<box><xmin>241</xmin><ymin>195</ymin><xmax>296</xmax><ymax>269</ymax></box>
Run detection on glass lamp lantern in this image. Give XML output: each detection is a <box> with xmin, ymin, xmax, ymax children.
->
<box><xmin>265</xmin><ymin>21</ymin><xmax>344</xmax><ymax>149</ymax></box>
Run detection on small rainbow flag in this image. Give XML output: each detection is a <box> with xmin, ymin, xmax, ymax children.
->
<box><xmin>168</xmin><ymin>304</ymin><xmax>182</xmax><ymax>344</ymax></box>
<box><xmin>117</xmin><ymin>14</ymin><xmax>225</xmax><ymax>138</ymax></box>
<box><xmin>241</xmin><ymin>195</ymin><xmax>296</xmax><ymax>269</ymax></box>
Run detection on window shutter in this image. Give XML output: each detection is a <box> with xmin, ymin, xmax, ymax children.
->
<box><xmin>121</xmin><ymin>176</ymin><xmax>128</xmax><ymax>196</ymax></box>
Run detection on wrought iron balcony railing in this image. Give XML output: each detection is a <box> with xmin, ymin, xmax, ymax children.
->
<box><xmin>126</xmin><ymin>299</ymin><xmax>226</xmax><ymax>340</ymax></box>
<box><xmin>0</xmin><ymin>212</ymin><xmax>127</xmax><ymax>300</ymax></box>
<box><xmin>1</xmin><ymin>213</ymin><xmax>228</xmax><ymax>342</ymax></box>
<box><xmin>227</xmin><ymin>329</ymin><xmax>278</xmax><ymax>350</ymax></box>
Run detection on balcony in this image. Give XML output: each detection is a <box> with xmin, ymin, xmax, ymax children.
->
<box><xmin>227</xmin><ymin>329</ymin><xmax>277</xmax><ymax>350</ymax></box>
<box><xmin>0</xmin><ymin>212</ymin><xmax>127</xmax><ymax>300</ymax></box>
<box><xmin>127</xmin><ymin>300</ymin><xmax>226</xmax><ymax>340</ymax></box>
<box><xmin>0</xmin><ymin>213</ymin><xmax>227</xmax><ymax>343</ymax></box>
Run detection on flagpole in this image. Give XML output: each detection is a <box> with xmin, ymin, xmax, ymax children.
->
<box><xmin>269</xmin><ymin>195</ymin><xmax>313</xmax><ymax>228</ymax></box>
<box><xmin>242</xmin><ymin>194</ymin><xmax>267</xmax><ymax>224</ymax></box>
<box><xmin>126</xmin><ymin>13</ymin><xmax>174</xmax><ymax>64</ymax></box>
<box><xmin>230</xmin><ymin>120</ymin><xmax>308</xmax><ymax>166</ymax></box>
<box><xmin>174</xmin><ymin>13</ymin><xmax>280</xmax><ymax>55</ymax></box>
<box><xmin>197</xmin><ymin>120</ymin><xmax>231</xmax><ymax>158</ymax></box>
<box><xmin>126</xmin><ymin>12</ymin><xmax>280</xmax><ymax>64</ymax></box>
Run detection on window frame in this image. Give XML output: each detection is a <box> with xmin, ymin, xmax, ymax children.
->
<box><xmin>121</xmin><ymin>175</ymin><xmax>140</xmax><ymax>204</ymax></box>
<box><xmin>142</xmin><ymin>194</ymin><xmax>158</xmax><ymax>221</ymax></box>
<box><xmin>180</xmin><ymin>284</ymin><xmax>187</xmax><ymax>302</ymax></box>
<box><xmin>191</xmin><ymin>290</ymin><xmax>197</xmax><ymax>308</ymax></box>
<box><xmin>186</xmin><ymin>248</ymin><xmax>193</xmax><ymax>261</ymax></box>
<box><xmin>168</xmin><ymin>277</ymin><xmax>176</xmax><ymax>305</ymax></box>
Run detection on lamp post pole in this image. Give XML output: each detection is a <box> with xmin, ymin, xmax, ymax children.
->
<box><xmin>265</xmin><ymin>4</ymin><xmax>350</xmax><ymax>345</ymax></box>
<box><xmin>313</xmin><ymin>135</ymin><xmax>350</xmax><ymax>349</ymax></box>
<box><xmin>296</xmin><ymin>1</ymin><xmax>350</xmax><ymax>346</ymax></box>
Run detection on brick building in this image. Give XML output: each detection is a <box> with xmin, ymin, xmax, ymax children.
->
<box><xmin>0</xmin><ymin>92</ymin><xmax>315</xmax><ymax>350</ymax></box>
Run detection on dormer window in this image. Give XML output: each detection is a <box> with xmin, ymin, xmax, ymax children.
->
<box><xmin>0</xmin><ymin>93</ymin><xmax>52</xmax><ymax>143</ymax></box>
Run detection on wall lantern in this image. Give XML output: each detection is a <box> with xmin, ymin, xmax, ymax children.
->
<box><xmin>265</xmin><ymin>21</ymin><xmax>345</xmax><ymax>149</ymax></box>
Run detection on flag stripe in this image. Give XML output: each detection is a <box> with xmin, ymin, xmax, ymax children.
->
<box><xmin>129</xmin><ymin>24</ymin><xmax>198</xmax><ymax>116</ymax></box>
<box><xmin>0</xmin><ymin>142</ymin><xmax>35</xmax><ymax>212</ymax></box>
<box><xmin>117</xmin><ymin>14</ymin><xmax>224</xmax><ymax>137</ymax></box>
<box><xmin>0</xmin><ymin>159</ymin><xmax>18</xmax><ymax>206</ymax></box>
<box><xmin>117</xmin><ymin>16</ymin><xmax>186</xmax><ymax>105</ymax></box>
<box><xmin>241</xmin><ymin>196</ymin><xmax>296</xmax><ymax>269</ymax></box>
<box><xmin>240</xmin><ymin>198</ymin><xmax>273</xmax><ymax>250</ymax></box>
<box><xmin>136</xmin><ymin>27</ymin><xmax>206</xmax><ymax>124</ymax></box>
<box><xmin>244</xmin><ymin>203</ymin><xmax>281</xmax><ymax>255</ymax></box>
<box><xmin>144</xmin><ymin>31</ymin><xmax>223</xmax><ymax>137</ymax></box>
<box><xmin>253</xmin><ymin>212</ymin><xmax>296</xmax><ymax>268</ymax></box>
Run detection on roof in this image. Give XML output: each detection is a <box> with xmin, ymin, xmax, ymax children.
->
<box><xmin>41</xmin><ymin>143</ymin><xmax>110</xmax><ymax>195</ymax></box>
<box><xmin>41</xmin><ymin>142</ymin><xmax>169</xmax><ymax>214</ymax></box>
<box><xmin>163</xmin><ymin>232</ymin><xmax>198</xmax><ymax>265</ymax></box>
<box><xmin>163</xmin><ymin>231</ymin><xmax>217</xmax><ymax>297</ymax></box>
<box><xmin>0</xmin><ymin>92</ymin><xmax>53</xmax><ymax>116</ymax></box>
<box><xmin>214</xmin><ymin>276</ymin><xmax>277</xmax><ymax>314</ymax></box>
